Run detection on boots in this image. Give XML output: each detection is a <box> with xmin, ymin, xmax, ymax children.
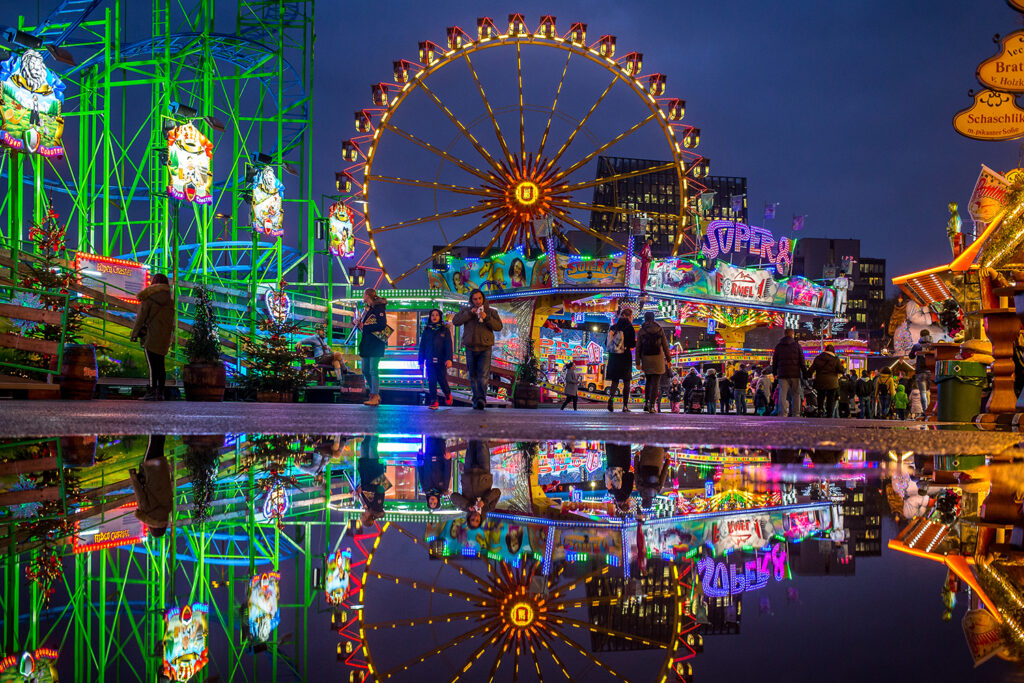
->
<box><xmin>363</xmin><ymin>393</ymin><xmax>380</xmax><ymax>406</ymax></box>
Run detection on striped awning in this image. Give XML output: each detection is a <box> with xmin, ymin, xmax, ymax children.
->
<box><xmin>892</xmin><ymin>264</ymin><xmax>960</xmax><ymax>306</ymax></box>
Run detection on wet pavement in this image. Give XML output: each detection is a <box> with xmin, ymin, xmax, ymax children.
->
<box><xmin>4</xmin><ymin>400</ymin><xmax>1024</xmax><ymax>455</ymax></box>
<box><xmin>2</xmin><ymin>433</ymin><xmax>1023</xmax><ymax>681</ymax></box>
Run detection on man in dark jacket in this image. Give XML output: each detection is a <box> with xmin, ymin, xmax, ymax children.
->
<box><xmin>809</xmin><ymin>344</ymin><xmax>845</xmax><ymax>417</ymax></box>
<box><xmin>418</xmin><ymin>436</ymin><xmax>452</xmax><ymax>510</ymax></box>
<box><xmin>681</xmin><ymin>367</ymin><xmax>701</xmax><ymax>409</ymax></box>
<box><xmin>605</xmin><ymin>443</ymin><xmax>635</xmax><ymax>515</ymax></box>
<box><xmin>732</xmin><ymin>364</ymin><xmax>750</xmax><ymax>414</ymax></box>
<box><xmin>449</xmin><ymin>440</ymin><xmax>501</xmax><ymax>528</ymax></box>
<box><xmin>771</xmin><ymin>329</ymin><xmax>806</xmax><ymax>417</ymax></box>
<box><xmin>451</xmin><ymin>289</ymin><xmax>503</xmax><ymax>410</ymax></box>
<box><xmin>909</xmin><ymin>329</ymin><xmax>932</xmax><ymax>413</ymax></box>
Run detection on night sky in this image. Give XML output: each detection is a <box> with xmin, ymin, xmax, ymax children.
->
<box><xmin>315</xmin><ymin>0</ymin><xmax>1024</xmax><ymax>288</ymax></box>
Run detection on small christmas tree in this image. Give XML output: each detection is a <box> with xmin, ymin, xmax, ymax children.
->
<box><xmin>242</xmin><ymin>315</ymin><xmax>310</xmax><ymax>398</ymax></box>
<box><xmin>185</xmin><ymin>285</ymin><xmax>222</xmax><ymax>364</ymax></box>
<box><xmin>515</xmin><ymin>338</ymin><xmax>541</xmax><ymax>386</ymax></box>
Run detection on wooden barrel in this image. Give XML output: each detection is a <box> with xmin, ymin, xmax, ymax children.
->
<box><xmin>341</xmin><ymin>373</ymin><xmax>366</xmax><ymax>393</ymax></box>
<box><xmin>257</xmin><ymin>390</ymin><xmax>296</xmax><ymax>403</ymax></box>
<box><xmin>59</xmin><ymin>344</ymin><xmax>97</xmax><ymax>400</ymax></box>
<box><xmin>183</xmin><ymin>362</ymin><xmax>226</xmax><ymax>402</ymax></box>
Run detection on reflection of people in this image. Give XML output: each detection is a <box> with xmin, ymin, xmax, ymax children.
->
<box><xmin>505</xmin><ymin>525</ymin><xmax>524</xmax><ymax>554</ymax></box>
<box><xmin>451</xmin><ymin>289</ymin><xmax>503</xmax><ymax>411</ymax></box>
<box><xmin>418</xmin><ymin>436</ymin><xmax>452</xmax><ymax>510</ymax></box>
<box><xmin>129</xmin><ymin>435</ymin><xmax>173</xmax><ymax>536</ymax></box>
<box><xmin>508</xmin><ymin>258</ymin><xmax>527</xmax><ymax>288</ymax></box>
<box><xmin>604</xmin><ymin>443</ymin><xmax>635</xmax><ymax>515</ymax></box>
<box><xmin>449</xmin><ymin>440</ymin><xmax>500</xmax><ymax>528</ymax></box>
<box><xmin>356</xmin><ymin>435</ymin><xmax>389</xmax><ymax>528</ymax></box>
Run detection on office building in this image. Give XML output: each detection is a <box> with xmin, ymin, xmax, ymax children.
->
<box><xmin>791</xmin><ymin>238</ymin><xmax>887</xmax><ymax>333</ymax></box>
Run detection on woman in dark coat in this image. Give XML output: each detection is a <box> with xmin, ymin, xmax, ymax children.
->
<box><xmin>358</xmin><ymin>289</ymin><xmax>389</xmax><ymax>406</ymax></box>
<box><xmin>418</xmin><ymin>436</ymin><xmax>452</xmax><ymax>510</ymax></box>
<box><xmin>636</xmin><ymin>312</ymin><xmax>672</xmax><ymax>413</ymax></box>
<box><xmin>130</xmin><ymin>273</ymin><xmax>175</xmax><ymax>400</ymax></box>
<box><xmin>418</xmin><ymin>309</ymin><xmax>453</xmax><ymax>409</ymax></box>
<box><xmin>606</xmin><ymin>307</ymin><xmax>636</xmax><ymax>412</ymax></box>
<box><xmin>604</xmin><ymin>443</ymin><xmax>635</xmax><ymax>515</ymax></box>
<box><xmin>130</xmin><ymin>434</ymin><xmax>172</xmax><ymax>536</ymax></box>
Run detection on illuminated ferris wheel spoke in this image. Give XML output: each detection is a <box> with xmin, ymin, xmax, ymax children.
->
<box><xmin>380</xmin><ymin>620</ymin><xmax>498</xmax><ymax>679</ymax></box>
<box><xmin>545</xmin><ymin>626</ymin><xmax>632</xmax><ymax>683</ymax></box>
<box><xmin>552</xmin><ymin>614</ymin><xmax>670</xmax><ymax>649</ymax></box>
<box><xmin>372</xmin><ymin>200</ymin><xmax>502</xmax><ymax>234</ymax></box>
<box><xmin>545</xmin><ymin>73</ymin><xmax>621</xmax><ymax>171</ymax></box>
<box><xmin>482</xmin><ymin>638</ymin><xmax>511</xmax><ymax>683</ymax></box>
<box><xmin>532</xmin><ymin>632</ymin><xmax>572</xmax><ymax>680</ymax></box>
<box><xmin>558</xmin><ymin>112</ymin><xmax>657</xmax><ymax>179</ymax></box>
<box><xmin>516</xmin><ymin>41</ymin><xmax>526</xmax><ymax>161</ymax></box>
<box><xmin>389</xmin><ymin>210</ymin><xmax>503</xmax><ymax>284</ymax></box>
<box><xmin>544</xmin><ymin>565</ymin><xmax>611</xmax><ymax>601</ymax></box>
<box><xmin>550</xmin><ymin>591</ymin><xmax>674</xmax><ymax>610</ymax></box>
<box><xmin>551</xmin><ymin>226</ymin><xmax>582</xmax><ymax>255</ymax></box>
<box><xmin>364</xmin><ymin>569</ymin><xmax>492</xmax><ymax>607</ymax></box>
<box><xmin>549</xmin><ymin>207</ymin><xmax>625</xmax><ymax>250</ymax></box>
<box><xmin>381</xmin><ymin>122</ymin><xmax>497</xmax><ymax>183</ymax></box>
<box><xmin>392</xmin><ymin>524</ymin><xmax>496</xmax><ymax>591</ymax></box>
<box><xmin>559</xmin><ymin>161</ymin><xmax>677</xmax><ymax>194</ymax></box>
<box><xmin>551</xmin><ymin>198</ymin><xmax>682</xmax><ymax>223</ymax></box>
<box><xmin>450</xmin><ymin>629</ymin><xmax>505</xmax><ymax>683</ymax></box>
<box><xmin>463</xmin><ymin>53</ymin><xmax>515</xmax><ymax>167</ymax></box>
<box><xmin>362</xmin><ymin>610</ymin><xmax>485</xmax><ymax>631</ymax></box>
<box><xmin>512</xmin><ymin>638</ymin><xmax>523</xmax><ymax>683</ymax></box>
<box><xmin>526</xmin><ymin>633</ymin><xmax>544</xmax><ymax>680</ymax></box>
<box><xmin>366</xmin><ymin>174</ymin><xmax>499</xmax><ymax>199</ymax></box>
<box><xmin>414</xmin><ymin>78</ymin><xmax>508</xmax><ymax>176</ymax></box>
<box><xmin>537</xmin><ymin>49</ymin><xmax>572</xmax><ymax>159</ymax></box>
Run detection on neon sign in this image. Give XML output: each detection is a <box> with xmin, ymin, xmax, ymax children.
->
<box><xmin>700</xmin><ymin>220</ymin><xmax>793</xmax><ymax>275</ymax></box>
<box><xmin>696</xmin><ymin>543</ymin><xmax>788</xmax><ymax>598</ymax></box>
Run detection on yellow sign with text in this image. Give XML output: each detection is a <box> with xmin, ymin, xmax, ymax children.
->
<box><xmin>977</xmin><ymin>31</ymin><xmax>1024</xmax><ymax>92</ymax></box>
<box><xmin>953</xmin><ymin>89</ymin><xmax>1024</xmax><ymax>141</ymax></box>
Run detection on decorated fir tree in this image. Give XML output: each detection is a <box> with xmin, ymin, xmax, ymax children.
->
<box><xmin>242</xmin><ymin>316</ymin><xmax>310</xmax><ymax>398</ymax></box>
<box><xmin>185</xmin><ymin>285</ymin><xmax>222</xmax><ymax>364</ymax></box>
<box><xmin>515</xmin><ymin>338</ymin><xmax>541</xmax><ymax>387</ymax></box>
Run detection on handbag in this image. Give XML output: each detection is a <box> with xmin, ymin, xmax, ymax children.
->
<box><xmin>372</xmin><ymin>325</ymin><xmax>393</xmax><ymax>343</ymax></box>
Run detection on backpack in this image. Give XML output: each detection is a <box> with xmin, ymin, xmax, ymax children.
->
<box><xmin>639</xmin><ymin>329</ymin><xmax>662</xmax><ymax>357</ymax></box>
<box><xmin>878</xmin><ymin>378</ymin><xmax>891</xmax><ymax>398</ymax></box>
<box><xmin>609</xmin><ymin>329</ymin><xmax>626</xmax><ymax>354</ymax></box>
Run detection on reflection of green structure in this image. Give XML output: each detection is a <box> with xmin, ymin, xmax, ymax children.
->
<box><xmin>1</xmin><ymin>434</ymin><xmax>349</xmax><ymax>681</ymax></box>
<box><xmin>0</xmin><ymin>2</ymin><xmax>356</xmax><ymax>340</ymax></box>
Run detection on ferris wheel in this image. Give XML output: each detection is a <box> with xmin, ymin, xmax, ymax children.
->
<box><xmin>343</xmin><ymin>522</ymin><xmax>702</xmax><ymax>683</ymax></box>
<box><xmin>340</xmin><ymin>14</ymin><xmax>709</xmax><ymax>289</ymax></box>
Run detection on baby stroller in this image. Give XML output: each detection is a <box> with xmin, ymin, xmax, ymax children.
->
<box><xmin>686</xmin><ymin>387</ymin><xmax>706</xmax><ymax>414</ymax></box>
<box><xmin>801</xmin><ymin>387</ymin><xmax>819</xmax><ymax>417</ymax></box>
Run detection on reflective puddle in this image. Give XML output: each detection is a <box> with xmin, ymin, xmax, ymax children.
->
<box><xmin>0</xmin><ymin>435</ymin><xmax>1021</xmax><ymax>681</ymax></box>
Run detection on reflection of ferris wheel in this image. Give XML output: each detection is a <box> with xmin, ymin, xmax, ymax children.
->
<box><xmin>341</xmin><ymin>14</ymin><xmax>709</xmax><ymax>288</ymax></box>
<box><xmin>345</xmin><ymin>523</ymin><xmax>701</xmax><ymax>683</ymax></box>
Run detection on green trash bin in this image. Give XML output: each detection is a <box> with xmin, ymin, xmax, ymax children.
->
<box><xmin>936</xmin><ymin>360</ymin><xmax>987</xmax><ymax>423</ymax></box>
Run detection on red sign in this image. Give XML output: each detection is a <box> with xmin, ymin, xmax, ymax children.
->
<box><xmin>76</xmin><ymin>252</ymin><xmax>149</xmax><ymax>304</ymax></box>
<box><xmin>73</xmin><ymin>502</ymin><xmax>147</xmax><ymax>553</ymax></box>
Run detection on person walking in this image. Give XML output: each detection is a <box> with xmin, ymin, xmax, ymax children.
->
<box><xmin>668</xmin><ymin>375</ymin><xmax>684</xmax><ymax>413</ymax></box>
<box><xmin>876</xmin><ymin>367</ymin><xmax>897</xmax><ymax>419</ymax></box>
<box><xmin>560</xmin><ymin>362</ymin><xmax>579</xmax><ymax>411</ymax></box>
<box><xmin>892</xmin><ymin>384</ymin><xmax>910</xmax><ymax>420</ymax></box>
<box><xmin>451</xmin><ymin>289</ymin><xmax>503</xmax><ymax>410</ymax></box>
<box><xmin>636</xmin><ymin>311</ymin><xmax>672</xmax><ymax>413</ymax></box>
<box><xmin>418</xmin><ymin>436</ymin><xmax>452</xmax><ymax>510</ymax></box>
<box><xmin>705</xmin><ymin>368</ymin><xmax>720</xmax><ymax>415</ymax></box>
<box><xmin>357</xmin><ymin>289</ymin><xmax>389</xmax><ymax>406</ymax></box>
<box><xmin>606</xmin><ymin>307</ymin><xmax>636</xmax><ymax>413</ymax></box>
<box><xmin>809</xmin><ymin>344</ymin><xmax>845</xmax><ymax>418</ymax></box>
<box><xmin>732</xmin><ymin>364</ymin><xmax>750</xmax><ymax>414</ymax></box>
<box><xmin>771</xmin><ymin>329</ymin><xmax>806</xmax><ymax>417</ymax></box>
<box><xmin>838</xmin><ymin>371</ymin><xmax>853</xmax><ymax>418</ymax></box>
<box><xmin>910</xmin><ymin>329</ymin><xmax>932</xmax><ymax>413</ymax></box>
<box><xmin>637</xmin><ymin>445</ymin><xmax>670</xmax><ymax>509</ymax></box>
<box><xmin>418</xmin><ymin>309</ymin><xmax>454</xmax><ymax>410</ymax></box>
<box><xmin>718</xmin><ymin>372</ymin><xmax>733</xmax><ymax>414</ymax></box>
<box><xmin>130</xmin><ymin>273</ymin><xmax>175</xmax><ymax>401</ymax></box>
<box><xmin>909</xmin><ymin>385</ymin><xmax>925</xmax><ymax>420</ymax></box>
<box><xmin>856</xmin><ymin>370</ymin><xmax>876</xmax><ymax>419</ymax></box>
<box><xmin>129</xmin><ymin>434</ymin><xmax>172</xmax><ymax>536</ymax></box>
<box><xmin>356</xmin><ymin>435</ymin><xmax>388</xmax><ymax>528</ymax></box>
<box><xmin>449</xmin><ymin>440</ymin><xmax>500</xmax><ymax>528</ymax></box>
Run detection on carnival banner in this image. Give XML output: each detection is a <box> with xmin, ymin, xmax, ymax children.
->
<box><xmin>962</xmin><ymin>609</ymin><xmax>1007</xmax><ymax>666</ymax></box>
<box><xmin>166</xmin><ymin>122</ymin><xmax>213</xmax><ymax>204</ymax></box>
<box><xmin>251</xmin><ymin>165</ymin><xmax>284</xmax><ymax>237</ymax></box>
<box><xmin>246</xmin><ymin>572</ymin><xmax>281</xmax><ymax>642</ymax></box>
<box><xmin>328</xmin><ymin>201</ymin><xmax>356</xmax><ymax>258</ymax></box>
<box><xmin>426</xmin><ymin>518</ymin><xmax>534</xmax><ymax>560</ymax></box>
<box><xmin>967</xmin><ymin>165</ymin><xmax>1010</xmax><ymax>228</ymax></box>
<box><xmin>162</xmin><ymin>603</ymin><xmax>209</xmax><ymax>682</ymax></box>
<box><xmin>704</xmin><ymin>513</ymin><xmax>777</xmax><ymax>554</ymax></box>
<box><xmin>714</xmin><ymin>262</ymin><xmax>779</xmax><ymax>304</ymax></box>
<box><xmin>0</xmin><ymin>50</ymin><xmax>65</xmax><ymax>157</ymax></box>
<box><xmin>428</xmin><ymin>250</ymin><xmax>549</xmax><ymax>293</ymax></box>
<box><xmin>325</xmin><ymin>549</ymin><xmax>355</xmax><ymax>605</ymax></box>
<box><xmin>700</xmin><ymin>220</ymin><xmax>794</xmax><ymax>275</ymax></box>
<box><xmin>556</xmin><ymin>254</ymin><xmax>628</xmax><ymax>287</ymax></box>
<box><xmin>0</xmin><ymin>649</ymin><xmax>59</xmax><ymax>682</ymax></box>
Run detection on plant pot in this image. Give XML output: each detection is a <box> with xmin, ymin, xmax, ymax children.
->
<box><xmin>59</xmin><ymin>344</ymin><xmax>97</xmax><ymax>400</ymax></box>
<box><xmin>257</xmin><ymin>390</ymin><xmax>297</xmax><ymax>403</ymax></box>
<box><xmin>183</xmin><ymin>361</ymin><xmax>226</xmax><ymax>402</ymax></box>
<box><xmin>513</xmin><ymin>383</ymin><xmax>540</xmax><ymax>409</ymax></box>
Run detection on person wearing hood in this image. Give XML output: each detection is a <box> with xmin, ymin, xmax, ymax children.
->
<box><xmin>449</xmin><ymin>440</ymin><xmax>501</xmax><ymax>528</ymax></box>
<box><xmin>635</xmin><ymin>311</ymin><xmax>672</xmax><ymax>413</ymax></box>
<box><xmin>604</xmin><ymin>443</ymin><xmax>635</xmax><ymax>515</ymax></box>
<box><xmin>809</xmin><ymin>344</ymin><xmax>845</xmax><ymax>418</ymax></box>
<box><xmin>892</xmin><ymin>383</ymin><xmax>910</xmax><ymax>420</ymax></box>
<box><xmin>755</xmin><ymin>368</ymin><xmax>773</xmax><ymax>415</ymax></box>
<box><xmin>418</xmin><ymin>308</ymin><xmax>454</xmax><ymax>410</ymax></box>
<box><xmin>560</xmin><ymin>362</ymin><xmax>579</xmax><ymax>411</ymax></box>
<box><xmin>636</xmin><ymin>445</ymin><xmax>670</xmax><ymax>509</ymax></box>
<box><xmin>357</xmin><ymin>289</ymin><xmax>389</xmax><ymax>406</ymax></box>
<box><xmin>704</xmin><ymin>368</ymin><xmax>720</xmax><ymax>414</ymax></box>
<box><xmin>771</xmin><ymin>329</ymin><xmax>807</xmax><ymax>417</ymax></box>
<box><xmin>130</xmin><ymin>273</ymin><xmax>176</xmax><ymax>400</ymax></box>
<box><xmin>418</xmin><ymin>436</ymin><xmax>452</xmax><ymax>510</ymax></box>
<box><xmin>681</xmin><ymin>366</ymin><xmax>701</xmax><ymax>407</ymax></box>
<box><xmin>909</xmin><ymin>329</ymin><xmax>932</xmax><ymax>413</ymax></box>
<box><xmin>605</xmin><ymin>307</ymin><xmax>636</xmax><ymax>413</ymax></box>
<box><xmin>129</xmin><ymin>434</ymin><xmax>173</xmax><ymax>535</ymax></box>
<box><xmin>452</xmin><ymin>289</ymin><xmax>503</xmax><ymax>410</ymax></box>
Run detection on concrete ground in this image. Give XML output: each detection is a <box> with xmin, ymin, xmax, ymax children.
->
<box><xmin>4</xmin><ymin>399</ymin><xmax>1023</xmax><ymax>456</ymax></box>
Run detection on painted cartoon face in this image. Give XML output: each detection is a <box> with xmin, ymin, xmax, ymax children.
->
<box><xmin>258</xmin><ymin>166</ymin><xmax>278</xmax><ymax>193</ymax></box>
